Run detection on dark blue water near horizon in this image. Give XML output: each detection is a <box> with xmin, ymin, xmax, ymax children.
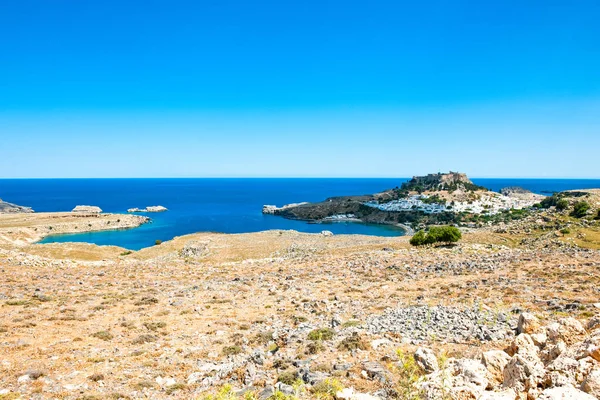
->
<box><xmin>1</xmin><ymin>178</ymin><xmax>599</xmax><ymax>250</ymax></box>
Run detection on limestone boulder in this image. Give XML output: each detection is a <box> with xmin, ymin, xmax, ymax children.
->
<box><xmin>414</xmin><ymin>347</ymin><xmax>439</xmax><ymax>373</ymax></box>
<box><xmin>581</xmin><ymin>367</ymin><xmax>600</xmax><ymax>397</ymax></box>
<box><xmin>482</xmin><ymin>350</ymin><xmax>511</xmax><ymax>384</ymax></box>
<box><xmin>518</xmin><ymin>313</ymin><xmax>540</xmax><ymax>335</ymax></box>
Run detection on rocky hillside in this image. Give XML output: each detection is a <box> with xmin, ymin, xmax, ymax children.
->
<box><xmin>0</xmin><ymin>198</ymin><xmax>33</xmax><ymax>213</ymax></box>
<box><xmin>263</xmin><ymin>172</ymin><xmax>545</xmax><ymax>229</ymax></box>
<box><xmin>1</xmin><ymin>218</ymin><xmax>599</xmax><ymax>399</ymax></box>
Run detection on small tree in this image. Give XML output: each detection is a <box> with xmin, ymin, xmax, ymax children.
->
<box><xmin>556</xmin><ymin>199</ymin><xmax>569</xmax><ymax>211</ymax></box>
<box><xmin>410</xmin><ymin>226</ymin><xmax>461</xmax><ymax>246</ymax></box>
<box><xmin>571</xmin><ymin>201</ymin><xmax>591</xmax><ymax>218</ymax></box>
<box><xmin>595</xmin><ymin>210</ymin><xmax>600</xmax><ymax>220</ymax></box>
<box><xmin>409</xmin><ymin>230</ymin><xmax>427</xmax><ymax>246</ymax></box>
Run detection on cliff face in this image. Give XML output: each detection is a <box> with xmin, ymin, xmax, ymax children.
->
<box><xmin>0</xmin><ymin>198</ymin><xmax>34</xmax><ymax>213</ymax></box>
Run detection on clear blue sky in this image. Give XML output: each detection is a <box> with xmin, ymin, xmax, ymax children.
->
<box><xmin>1</xmin><ymin>0</ymin><xmax>599</xmax><ymax>178</ymax></box>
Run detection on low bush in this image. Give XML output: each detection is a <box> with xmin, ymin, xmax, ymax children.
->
<box><xmin>221</xmin><ymin>345</ymin><xmax>242</xmax><ymax>356</ymax></box>
<box><xmin>571</xmin><ymin>201</ymin><xmax>591</xmax><ymax>218</ymax></box>
<box><xmin>307</xmin><ymin>328</ymin><xmax>335</xmax><ymax>341</ymax></box>
<box><xmin>556</xmin><ymin>199</ymin><xmax>569</xmax><ymax>211</ymax></box>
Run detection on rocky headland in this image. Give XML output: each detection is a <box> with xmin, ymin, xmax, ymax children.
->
<box><xmin>0</xmin><ymin>212</ymin><xmax>149</xmax><ymax>248</ymax></box>
<box><xmin>262</xmin><ymin>173</ymin><xmax>546</xmax><ymax>231</ymax></box>
<box><xmin>0</xmin><ymin>198</ymin><xmax>34</xmax><ymax>214</ymax></box>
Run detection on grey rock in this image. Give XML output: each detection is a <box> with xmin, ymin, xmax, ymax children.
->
<box><xmin>259</xmin><ymin>386</ymin><xmax>275</xmax><ymax>400</ymax></box>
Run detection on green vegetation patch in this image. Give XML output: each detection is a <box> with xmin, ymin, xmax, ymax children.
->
<box><xmin>571</xmin><ymin>201</ymin><xmax>591</xmax><ymax>218</ymax></box>
<box><xmin>410</xmin><ymin>225</ymin><xmax>461</xmax><ymax>246</ymax></box>
<box><xmin>307</xmin><ymin>328</ymin><xmax>335</xmax><ymax>341</ymax></box>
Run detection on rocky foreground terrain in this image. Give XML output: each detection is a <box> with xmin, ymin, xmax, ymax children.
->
<box><xmin>1</xmin><ymin>195</ymin><xmax>600</xmax><ymax>399</ymax></box>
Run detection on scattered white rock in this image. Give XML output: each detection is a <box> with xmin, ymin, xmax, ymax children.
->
<box><xmin>478</xmin><ymin>389</ymin><xmax>517</xmax><ymax>400</ymax></box>
<box><xmin>414</xmin><ymin>347</ymin><xmax>439</xmax><ymax>373</ymax></box>
<box><xmin>155</xmin><ymin>377</ymin><xmax>176</xmax><ymax>387</ymax></box>
<box><xmin>336</xmin><ymin>387</ymin><xmax>380</xmax><ymax>400</ymax></box>
<box><xmin>370</xmin><ymin>338</ymin><xmax>390</xmax><ymax>350</ymax></box>
<box><xmin>537</xmin><ymin>386</ymin><xmax>597</xmax><ymax>399</ymax></box>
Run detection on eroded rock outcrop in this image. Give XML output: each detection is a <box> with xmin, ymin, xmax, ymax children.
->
<box><xmin>418</xmin><ymin>313</ymin><xmax>600</xmax><ymax>399</ymax></box>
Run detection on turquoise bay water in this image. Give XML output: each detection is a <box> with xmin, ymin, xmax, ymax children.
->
<box><xmin>1</xmin><ymin>178</ymin><xmax>599</xmax><ymax>250</ymax></box>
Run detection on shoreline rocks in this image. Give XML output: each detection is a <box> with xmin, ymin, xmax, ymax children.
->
<box><xmin>262</xmin><ymin>203</ymin><xmax>309</xmax><ymax>215</ymax></box>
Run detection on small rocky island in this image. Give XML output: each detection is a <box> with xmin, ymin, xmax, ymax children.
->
<box><xmin>127</xmin><ymin>205</ymin><xmax>168</xmax><ymax>213</ymax></box>
<box><xmin>263</xmin><ymin>172</ymin><xmax>545</xmax><ymax>230</ymax></box>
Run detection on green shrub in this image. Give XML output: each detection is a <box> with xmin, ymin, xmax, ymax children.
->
<box><xmin>539</xmin><ymin>195</ymin><xmax>560</xmax><ymax>209</ymax></box>
<box><xmin>556</xmin><ymin>199</ymin><xmax>569</xmax><ymax>211</ymax></box>
<box><xmin>155</xmin><ymin>240</ymin><xmax>162</xmax><ymax>245</ymax></box>
<box><xmin>311</xmin><ymin>378</ymin><xmax>343</xmax><ymax>400</ymax></box>
<box><xmin>571</xmin><ymin>201</ymin><xmax>591</xmax><ymax>218</ymax></box>
<box><xmin>337</xmin><ymin>332</ymin><xmax>368</xmax><ymax>351</ymax></box>
<box><xmin>596</xmin><ymin>210</ymin><xmax>600</xmax><ymax>220</ymax></box>
<box><xmin>307</xmin><ymin>328</ymin><xmax>335</xmax><ymax>341</ymax></box>
<box><xmin>410</xmin><ymin>226</ymin><xmax>461</xmax><ymax>246</ymax></box>
<box><xmin>277</xmin><ymin>370</ymin><xmax>298</xmax><ymax>385</ymax></box>
<box><xmin>409</xmin><ymin>230</ymin><xmax>427</xmax><ymax>246</ymax></box>
<box><xmin>306</xmin><ymin>341</ymin><xmax>325</xmax><ymax>354</ymax></box>
<box><xmin>222</xmin><ymin>345</ymin><xmax>242</xmax><ymax>356</ymax></box>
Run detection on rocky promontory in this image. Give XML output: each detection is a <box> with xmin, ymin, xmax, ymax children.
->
<box><xmin>263</xmin><ymin>172</ymin><xmax>545</xmax><ymax>230</ymax></box>
<box><xmin>0</xmin><ymin>198</ymin><xmax>34</xmax><ymax>214</ymax></box>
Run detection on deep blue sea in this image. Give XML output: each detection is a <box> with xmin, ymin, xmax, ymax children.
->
<box><xmin>1</xmin><ymin>178</ymin><xmax>599</xmax><ymax>250</ymax></box>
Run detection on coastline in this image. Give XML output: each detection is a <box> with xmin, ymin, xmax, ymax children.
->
<box><xmin>0</xmin><ymin>212</ymin><xmax>149</xmax><ymax>248</ymax></box>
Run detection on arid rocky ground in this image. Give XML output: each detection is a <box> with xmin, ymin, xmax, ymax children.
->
<box><xmin>1</xmin><ymin>203</ymin><xmax>600</xmax><ymax>399</ymax></box>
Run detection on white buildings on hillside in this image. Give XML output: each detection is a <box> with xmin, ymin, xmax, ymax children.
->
<box><xmin>364</xmin><ymin>194</ymin><xmax>539</xmax><ymax>215</ymax></box>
